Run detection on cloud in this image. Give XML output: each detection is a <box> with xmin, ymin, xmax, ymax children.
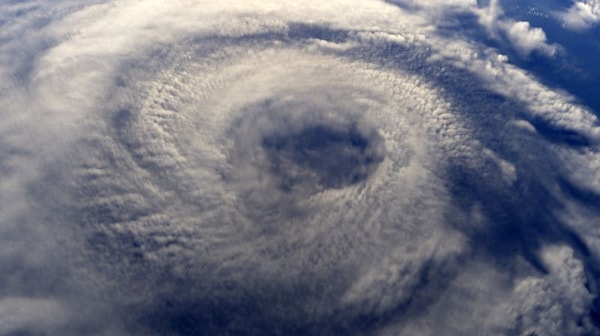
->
<box><xmin>476</xmin><ymin>0</ymin><xmax>558</xmax><ymax>57</ymax></box>
<box><xmin>504</xmin><ymin>20</ymin><xmax>558</xmax><ymax>57</ymax></box>
<box><xmin>0</xmin><ymin>0</ymin><xmax>599</xmax><ymax>335</ymax></box>
<box><xmin>385</xmin><ymin>0</ymin><xmax>559</xmax><ymax>58</ymax></box>
<box><xmin>560</xmin><ymin>0</ymin><xmax>600</xmax><ymax>31</ymax></box>
<box><xmin>505</xmin><ymin>245</ymin><xmax>590</xmax><ymax>335</ymax></box>
<box><xmin>0</xmin><ymin>298</ymin><xmax>70</xmax><ymax>335</ymax></box>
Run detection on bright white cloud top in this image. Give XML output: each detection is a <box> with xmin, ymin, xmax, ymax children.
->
<box><xmin>1</xmin><ymin>0</ymin><xmax>600</xmax><ymax>335</ymax></box>
<box><xmin>560</xmin><ymin>0</ymin><xmax>600</xmax><ymax>31</ymax></box>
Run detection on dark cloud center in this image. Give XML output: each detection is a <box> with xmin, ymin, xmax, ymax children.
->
<box><xmin>261</xmin><ymin>125</ymin><xmax>385</xmax><ymax>192</ymax></box>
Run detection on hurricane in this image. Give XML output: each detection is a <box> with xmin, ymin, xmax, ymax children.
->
<box><xmin>2</xmin><ymin>1</ymin><xmax>600</xmax><ymax>335</ymax></box>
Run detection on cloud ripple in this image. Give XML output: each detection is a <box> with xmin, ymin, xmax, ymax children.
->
<box><xmin>1</xmin><ymin>1</ymin><xmax>599</xmax><ymax>335</ymax></box>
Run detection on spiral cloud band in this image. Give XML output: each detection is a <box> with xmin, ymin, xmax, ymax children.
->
<box><xmin>2</xmin><ymin>0</ymin><xmax>600</xmax><ymax>335</ymax></box>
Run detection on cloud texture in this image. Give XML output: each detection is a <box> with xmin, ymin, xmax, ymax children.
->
<box><xmin>560</xmin><ymin>0</ymin><xmax>600</xmax><ymax>31</ymax></box>
<box><xmin>1</xmin><ymin>0</ymin><xmax>599</xmax><ymax>335</ymax></box>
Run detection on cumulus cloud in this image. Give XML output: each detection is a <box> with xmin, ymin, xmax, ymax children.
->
<box><xmin>560</xmin><ymin>0</ymin><xmax>600</xmax><ymax>31</ymax></box>
<box><xmin>385</xmin><ymin>0</ymin><xmax>559</xmax><ymax>57</ymax></box>
<box><xmin>1</xmin><ymin>0</ymin><xmax>599</xmax><ymax>335</ymax></box>
<box><xmin>504</xmin><ymin>20</ymin><xmax>558</xmax><ymax>57</ymax></box>
<box><xmin>476</xmin><ymin>0</ymin><xmax>558</xmax><ymax>57</ymax></box>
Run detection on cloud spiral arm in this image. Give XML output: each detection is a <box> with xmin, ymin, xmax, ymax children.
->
<box><xmin>1</xmin><ymin>0</ymin><xmax>600</xmax><ymax>335</ymax></box>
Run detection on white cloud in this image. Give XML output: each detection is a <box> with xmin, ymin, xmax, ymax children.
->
<box><xmin>505</xmin><ymin>246</ymin><xmax>591</xmax><ymax>335</ymax></box>
<box><xmin>476</xmin><ymin>0</ymin><xmax>504</xmax><ymax>35</ymax></box>
<box><xmin>475</xmin><ymin>0</ymin><xmax>558</xmax><ymax>57</ymax></box>
<box><xmin>386</xmin><ymin>0</ymin><xmax>559</xmax><ymax>58</ymax></box>
<box><xmin>0</xmin><ymin>0</ymin><xmax>598</xmax><ymax>335</ymax></box>
<box><xmin>560</xmin><ymin>0</ymin><xmax>600</xmax><ymax>31</ymax></box>
<box><xmin>504</xmin><ymin>20</ymin><xmax>558</xmax><ymax>57</ymax></box>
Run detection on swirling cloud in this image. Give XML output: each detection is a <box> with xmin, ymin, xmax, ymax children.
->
<box><xmin>1</xmin><ymin>1</ymin><xmax>599</xmax><ymax>335</ymax></box>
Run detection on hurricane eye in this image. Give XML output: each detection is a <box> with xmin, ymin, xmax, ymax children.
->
<box><xmin>259</xmin><ymin>124</ymin><xmax>384</xmax><ymax>192</ymax></box>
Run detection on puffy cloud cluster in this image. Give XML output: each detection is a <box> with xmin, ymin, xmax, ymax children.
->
<box><xmin>560</xmin><ymin>0</ymin><xmax>600</xmax><ymax>31</ymax></box>
<box><xmin>0</xmin><ymin>0</ymin><xmax>599</xmax><ymax>335</ymax></box>
<box><xmin>389</xmin><ymin>0</ymin><xmax>559</xmax><ymax>57</ymax></box>
<box><xmin>476</xmin><ymin>0</ymin><xmax>558</xmax><ymax>57</ymax></box>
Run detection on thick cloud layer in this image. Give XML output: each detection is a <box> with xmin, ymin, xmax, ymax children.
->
<box><xmin>1</xmin><ymin>0</ymin><xmax>600</xmax><ymax>335</ymax></box>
